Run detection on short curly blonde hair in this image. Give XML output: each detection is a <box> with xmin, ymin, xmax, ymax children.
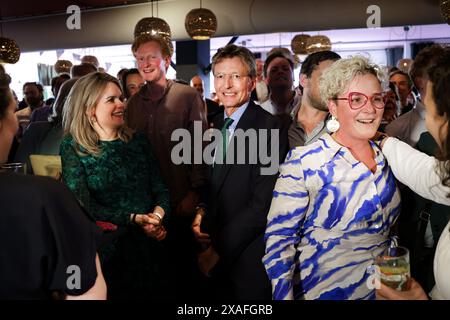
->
<box><xmin>319</xmin><ymin>55</ymin><xmax>388</xmax><ymax>106</ymax></box>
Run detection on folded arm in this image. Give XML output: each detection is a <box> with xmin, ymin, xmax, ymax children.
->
<box><xmin>383</xmin><ymin>137</ymin><xmax>450</xmax><ymax>206</ymax></box>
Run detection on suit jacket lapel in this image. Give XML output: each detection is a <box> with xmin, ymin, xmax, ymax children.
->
<box><xmin>214</xmin><ymin>101</ymin><xmax>257</xmax><ymax>195</ymax></box>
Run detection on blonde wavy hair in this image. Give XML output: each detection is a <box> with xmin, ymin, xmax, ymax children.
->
<box><xmin>62</xmin><ymin>72</ymin><xmax>133</xmax><ymax>156</ymax></box>
<box><xmin>319</xmin><ymin>55</ymin><xmax>388</xmax><ymax>106</ymax></box>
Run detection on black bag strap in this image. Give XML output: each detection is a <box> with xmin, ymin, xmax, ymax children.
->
<box><xmin>414</xmin><ymin>201</ymin><xmax>432</xmax><ymax>255</ymax></box>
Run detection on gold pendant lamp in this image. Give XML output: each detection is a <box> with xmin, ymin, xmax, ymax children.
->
<box><xmin>185</xmin><ymin>0</ymin><xmax>217</xmax><ymax>40</ymax></box>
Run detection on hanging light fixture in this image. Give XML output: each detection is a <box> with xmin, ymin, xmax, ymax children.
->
<box><xmin>0</xmin><ymin>37</ymin><xmax>20</xmax><ymax>64</ymax></box>
<box><xmin>134</xmin><ymin>17</ymin><xmax>172</xmax><ymax>40</ymax></box>
<box><xmin>396</xmin><ymin>58</ymin><xmax>413</xmax><ymax>73</ymax></box>
<box><xmin>185</xmin><ymin>0</ymin><xmax>217</xmax><ymax>40</ymax></box>
<box><xmin>54</xmin><ymin>60</ymin><xmax>73</xmax><ymax>74</ymax></box>
<box><xmin>0</xmin><ymin>9</ymin><xmax>20</xmax><ymax>64</ymax></box>
<box><xmin>306</xmin><ymin>35</ymin><xmax>332</xmax><ymax>54</ymax></box>
<box><xmin>134</xmin><ymin>0</ymin><xmax>172</xmax><ymax>55</ymax></box>
<box><xmin>440</xmin><ymin>0</ymin><xmax>450</xmax><ymax>25</ymax></box>
<box><xmin>291</xmin><ymin>34</ymin><xmax>310</xmax><ymax>55</ymax></box>
<box><xmin>134</xmin><ymin>0</ymin><xmax>171</xmax><ymax>40</ymax></box>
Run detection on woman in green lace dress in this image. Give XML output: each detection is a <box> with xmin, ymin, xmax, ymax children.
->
<box><xmin>60</xmin><ymin>72</ymin><xmax>171</xmax><ymax>299</ymax></box>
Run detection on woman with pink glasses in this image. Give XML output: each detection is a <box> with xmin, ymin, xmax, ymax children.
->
<box><xmin>263</xmin><ymin>56</ymin><xmax>400</xmax><ymax>300</ymax></box>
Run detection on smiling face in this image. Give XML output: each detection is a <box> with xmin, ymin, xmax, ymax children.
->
<box><xmin>134</xmin><ymin>41</ymin><xmax>170</xmax><ymax>85</ymax></box>
<box><xmin>91</xmin><ymin>82</ymin><xmax>125</xmax><ymax>133</ymax></box>
<box><xmin>329</xmin><ymin>73</ymin><xmax>384</xmax><ymax>142</ymax></box>
<box><xmin>213</xmin><ymin>56</ymin><xmax>255</xmax><ymax>116</ymax></box>
<box><xmin>424</xmin><ymin>80</ymin><xmax>448</xmax><ymax>149</ymax></box>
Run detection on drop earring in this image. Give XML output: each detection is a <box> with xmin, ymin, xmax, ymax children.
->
<box><xmin>326</xmin><ymin>115</ymin><xmax>340</xmax><ymax>133</ymax></box>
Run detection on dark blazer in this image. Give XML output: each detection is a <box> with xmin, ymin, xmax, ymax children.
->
<box><xmin>206</xmin><ymin>98</ymin><xmax>220</xmax><ymax>114</ymax></box>
<box><xmin>204</xmin><ymin>100</ymin><xmax>287</xmax><ymax>299</ymax></box>
<box><xmin>0</xmin><ymin>173</ymin><xmax>99</xmax><ymax>299</ymax></box>
<box><xmin>206</xmin><ymin>98</ymin><xmax>222</xmax><ymax>124</ymax></box>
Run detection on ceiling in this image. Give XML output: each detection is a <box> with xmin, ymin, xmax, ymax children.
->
<box><xmin>0</xmin><ymin>0</ymin><xmax>448</xmax><ymax>52</ymax></box>
<box><xmin>0</xmin><ymin>1</ymin><xmax>152</xmax><ymax>19</ymax></box>
<box><xmin>1</xmin><ymin>0</ymin><xmax>444</xmax><ymax>22</ymax></box>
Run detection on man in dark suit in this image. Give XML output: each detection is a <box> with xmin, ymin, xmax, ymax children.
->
<box><xmin>192</xmin><ymin>44</ymin><xmax>287</xmax><ymax>300</ymax></box>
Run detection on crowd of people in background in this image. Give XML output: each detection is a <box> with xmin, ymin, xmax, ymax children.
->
<box><xmin>0</xmin><ymin>37</ymin><xmax>449</xmax><ymax>301</ymax></box>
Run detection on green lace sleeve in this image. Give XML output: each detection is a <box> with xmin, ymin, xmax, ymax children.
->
<box><xmin>60</xmin><ymin>137</ymin><xmax>132</xmax><ymax>226</ymax></box>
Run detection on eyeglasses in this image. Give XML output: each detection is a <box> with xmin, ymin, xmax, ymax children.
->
<box><xmin>334</xmin><ymin>92</ymin><xmax>386</xmax><ymax>110</ymax></box>
<box><xmin>214</xmin><ymin>73</ymin><xmax>249</xmax><ymax>82</ymax></box>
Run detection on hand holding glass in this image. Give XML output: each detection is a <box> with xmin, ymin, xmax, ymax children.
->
<box><xmin>375</xmin><ymin>246</ymin><xmax>410</xmax><ymax>291</ymax></box>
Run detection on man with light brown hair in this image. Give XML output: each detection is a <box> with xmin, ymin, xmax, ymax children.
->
<box><xmin>127</xmin><ymin>34</ymin><xmax>208</xmax><ymax>299</ymax></box>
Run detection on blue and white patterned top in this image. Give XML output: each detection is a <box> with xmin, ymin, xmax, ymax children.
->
<box><xmin>263</xmin><ymin>133</ymin><xmax>401</xmax><ymax>300</ymax></box>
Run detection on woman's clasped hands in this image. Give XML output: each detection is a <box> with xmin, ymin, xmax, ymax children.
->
<box><xmin>134</xmin><ymin>213</ymin><xmax>167</xmax><ymax>241</ymax></box>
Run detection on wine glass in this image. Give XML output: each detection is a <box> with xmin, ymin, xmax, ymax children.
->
<box><xmin>375</xmin><ymin>246</ymin><xmax>410</xmax><ymax>291</ymax></box>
